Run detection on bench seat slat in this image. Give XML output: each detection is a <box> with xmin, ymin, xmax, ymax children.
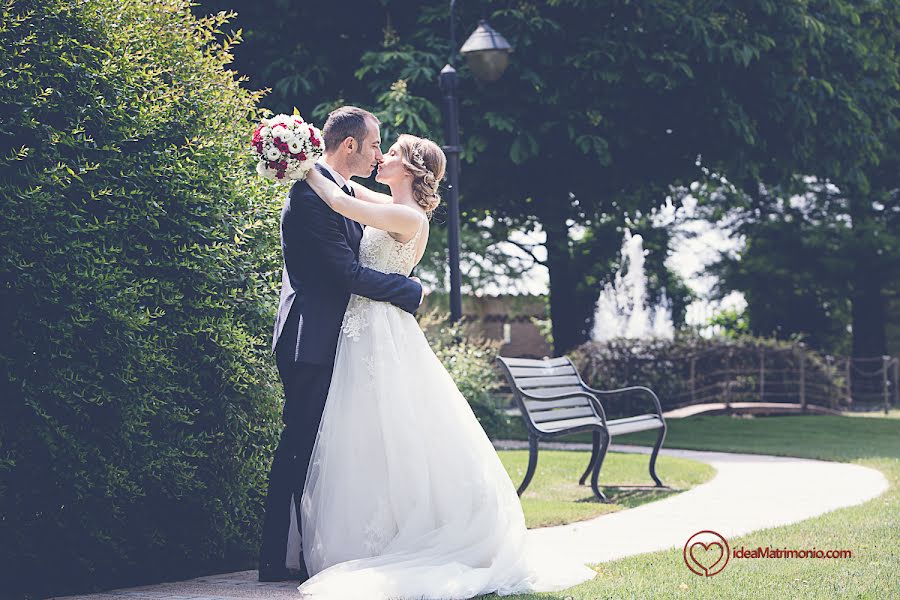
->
<box><xmin>531</xmin><ymin>406</ymin><xmax>596</xmax><ymax>423</ymax></box>
<box><xmin>508</xmin><ymin>365</ymin><xmax>577</xmax><ymax>378</ymax></box>
<box><xmin>607</xmin><ymin>414</ymin><xmax>664</xmax><ymax>436</ymax></box>
<box><xmin>524</xmin><ymin>397</ymin><xmax>592</xmax><ymax>411</ymax></box>
<box><xmin>518</xmin><ymin>375</ymin><xmax>582</xmax><ymax>389</ymax></box>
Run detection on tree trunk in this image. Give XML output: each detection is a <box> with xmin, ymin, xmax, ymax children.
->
<box><xmin>543</xmin><ymin>208</ymin><xmax>585</xmax><ymax>356</ymax></box>
<box><xmin>850</xmin><ymin>266</ymin><xmax>887</xmax><ymax>359</ymax></box>
<box><xmin>849</xmin><ymin>195</ymin><xmax>888</xmax><ymax>359</ymax></box>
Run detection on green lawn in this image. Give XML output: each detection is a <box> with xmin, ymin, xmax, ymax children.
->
<box><xmin>497</xmin><ymin>450</ymin><xmax>715</xmax><ymax>528</ymax></box>
<box><xmin>488</xmin><ymin>414</ymin><xmax>899</xmax><ymax>599</ymax></box>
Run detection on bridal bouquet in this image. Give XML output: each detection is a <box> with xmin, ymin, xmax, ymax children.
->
<box><xmin>251</xmin><ymin>113</ymin><xmax>323</xmax><ymax>181</ymax></box>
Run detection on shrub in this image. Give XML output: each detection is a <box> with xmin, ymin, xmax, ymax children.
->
<box><xmin>0</xmin><ymin>1</ymin><xmax>282</xmax><ymax>597</ymax></box>
<box><xmin>418</xmin><ymin>311</ymin><xmax>509</xmax><ymax>438</ymax></box>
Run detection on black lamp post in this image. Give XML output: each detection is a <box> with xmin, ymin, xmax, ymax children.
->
<box><xmin>439</xmin><ymin>1</ymin><xmax>512</xmax><ymax>322</ymax></box>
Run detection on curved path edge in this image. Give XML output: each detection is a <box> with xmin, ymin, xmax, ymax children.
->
<box><xmin>504</xmin><ymin>442</ymin><xmax>890</xmax><ymax>564</ymax></box>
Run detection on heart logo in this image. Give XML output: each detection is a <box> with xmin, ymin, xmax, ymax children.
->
<box><xmin>689</xmin><ymin>541</ymin><xmax>724</xmax><ymax>575</ymax></box>
<box><xmin>683</xmin><ymin>530</ymin><xmax>730</xmax><ymax>576</ymax></box>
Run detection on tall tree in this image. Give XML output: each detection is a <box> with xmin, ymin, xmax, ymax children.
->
<box><xmin>200</xmin><ymin>0</ymin><xmax>896</xmax><ymax>355</ymax></box>
<box><xmin>699</xmin><ymin>0</ymin><xmax>899</xmax><ymax>358</ymax></box>
<box><xmin>351</xmin><ymin>0</ymin><xmax>894</xmax><ymax>353</ymax></box>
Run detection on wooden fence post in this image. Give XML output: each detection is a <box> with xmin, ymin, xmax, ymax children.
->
<box><xmin>724</xmin><ymin>348</ymin><xmax>732</xmax><ymax>412</ymax></box>
<box><xmin>826</xmin><ymin>355</ymin><xmax>836</xmax><ymax>410</ymax></box>
<box><xmin>759</xmin><ymin>347</ymin><xmax>765</xmax><ymax>402</ymax></box>
<box><xmin>894</xmin><ymin>357</ymin><xmax>899</xmax><ymax>410</ymax></box>
<box><xmin>883</xmin><ymin>356</ymin><xmax>891</xmax><ymax>415</ymax></box>
<box><xmin>799</xmin><ymin>348</ymin><xmax>806</xmax><ymax>412</ymax></box>
<box><xmin>845</xmin><ymin>357</ymin><xmax>853</xmax><ymax>407</ymax></box>
<box><xmin>689</xmin><ymin>355</ymin><xmax>696</xmax><ymax>404</ymax></box>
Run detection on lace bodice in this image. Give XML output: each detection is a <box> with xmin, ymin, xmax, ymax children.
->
<box><xmin>341</xmin><ymin>222</ymin><xmax>425</xmax><ymax>341</ymax></box>
<box><xmin>357</xmin><ymin>223</ymin><xmax>423</xmax><ymax>276</ymax></box>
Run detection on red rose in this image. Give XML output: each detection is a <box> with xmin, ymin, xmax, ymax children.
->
<box><xmin>310</xmin><ymin>136</ymin><xmax>320</xmax><ymax>147</ymax></box>
<box><xmin>298</xmin><ymin>152</ymin><xmax>307</xmax><ymax>161</ymax></box>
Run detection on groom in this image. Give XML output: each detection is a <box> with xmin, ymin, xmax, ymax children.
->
<box><xmin>259</xmin><ymin>106</ymin><xmax>424</xmax><ymax>582</ymax></box>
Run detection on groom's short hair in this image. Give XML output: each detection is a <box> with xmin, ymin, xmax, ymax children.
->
<box><xmin>322</xmin><ymin>106</ymin><xmax>380</xmax><ymax>152</ymax></box>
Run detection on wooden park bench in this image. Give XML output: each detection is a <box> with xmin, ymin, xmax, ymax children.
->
<box><xmin>496</xmin><ymin>355</ymin><xmax>668</xmax><ymax>502</ymax></box>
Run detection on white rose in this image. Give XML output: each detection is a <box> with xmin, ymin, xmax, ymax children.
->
<box><xmin>265</xmin><ymin>147</ymin><xmax>281</xmax><ymax>161</ymax></box>
<box><xmin>287</xmin><ymin>139</ymin><xmax>302</xmax><ymax>154</ymax></box>
<box><xmin>256</xmin><ymin>161</ymin><xmax>276</xmax><ymax>179</ymax></box>
<box><xmin>260</xmin><ymin>126</ymin><xmax>271</xmax><ymax>138</ymax></box>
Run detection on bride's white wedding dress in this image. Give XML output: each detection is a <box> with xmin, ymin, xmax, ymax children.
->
<box><xmin>292</xmin><ymin>221</ymin><xmax>595</xmax><ymax>599</ymax></box>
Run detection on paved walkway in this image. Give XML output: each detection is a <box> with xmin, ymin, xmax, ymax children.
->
<box><xmin>57</xmin><ymin>444</ymin><xmax>889</xmax><ymax>599</ymax></box>
<box><xmin>501</xmin><ymin>443</ymin><xmax>888</xmax><ymax>564</ymax></box>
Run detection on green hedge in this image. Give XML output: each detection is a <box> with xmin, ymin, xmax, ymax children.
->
<box><xmin>0</xmin><ymin>1</ymin><xmax>283</xmax><ymax>597</ymax></box>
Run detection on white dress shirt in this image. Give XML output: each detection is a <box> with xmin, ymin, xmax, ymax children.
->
<box><xmin>317</xmin><ymin>156</ymin><xmax>349</xmax><ymax>190</ymax></box>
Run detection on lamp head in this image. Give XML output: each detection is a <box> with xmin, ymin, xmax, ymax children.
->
<box><xmin>460</xmin><ymin>20</ymin><xmax>513</xmax><ymax>81</ymax></box>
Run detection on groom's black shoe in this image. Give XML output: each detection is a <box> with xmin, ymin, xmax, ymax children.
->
<box><xmin>258</xmin><ymin>565</ymin><xmax>302</xmax><ymax>583</ymax></box>
<box><xmin>295</xmin><ymin>553</ymin><xmax>311</xmax><ymax>583</ymax></box>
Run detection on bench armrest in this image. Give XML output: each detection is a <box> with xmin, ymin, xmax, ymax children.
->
<box><xmin>583</xmin><ymin>385</ymin><xmax>665</xmax><ymax>418</ymax></box>
<box><xmin>518</xmin><ymin>389</ymin><xmax>610</xmax><ymax>426</ymax></box>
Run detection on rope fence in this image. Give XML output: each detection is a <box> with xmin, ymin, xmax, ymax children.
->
<box><xmin>572</xmin><ymin>341</ymin><xmax>898</xmax><ymax>418</ymax></box>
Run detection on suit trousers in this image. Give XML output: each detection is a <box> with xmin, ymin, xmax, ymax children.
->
<box><xmin>259</xmin><ymin>309</ymin><xmax>334</xmax><ymax>570</ymax></box>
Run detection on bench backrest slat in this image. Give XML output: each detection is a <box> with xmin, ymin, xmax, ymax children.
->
<box><xmin>531</xmin><ymin>406</ymin><xmax>596</xmax><ymax>423</ymax></box>
<box><xmin>518</xmin><ymin>375</ymin><xmax>582</xmax><ymax>389</ymax></box>
<box><xmin>499</xmin><ymin>356</ymin><xmax>571</xmax><ymax>368</ymax></box>
<box><xmin>523</xmin><ymin>397</ymin><xmax>592</xmax><ymax>411</ymax></box>
<box><xmin>519</xmin><ymin>385</ymin><xmax>585</xmax><ymax>398</ymax></box>
<box><xmin>508</xmin><ymin>365</ymin><xmax>577</xmax><ymax>378</ymax></box>
<box><xmin>496</xmin><ymin>356</ymin><xmax>601</xmax><ymax>431</ymax></box>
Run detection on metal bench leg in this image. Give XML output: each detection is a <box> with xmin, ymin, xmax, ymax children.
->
<box><xmin>590</xmin><ymin>432</ymin><xmax>610</xmax><ymax>502</ymax></box>
<box><xmin>517</xmin><ymin>434</ymin><xmax>539</xmax><ymax>496</ymax></box>
<box><xmin>579</xmin><ymin>430</ymin><xmax>601</xmax><ymax>486</ymax></box>
<box><xmin>648</xmin><ymin>424</ymin><xmax>667</xmax><ymax>487</ymax></box>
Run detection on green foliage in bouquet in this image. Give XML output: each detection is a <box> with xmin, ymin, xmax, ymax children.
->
<box><xmin>418</xmin><ymin>310</ymin><xmax>510</xmax><ymax>439</ymax></box>
<box><xmin>0</xmin><ymin>0</ymin><xmax>283</xmax><ymax>596</ymax></box>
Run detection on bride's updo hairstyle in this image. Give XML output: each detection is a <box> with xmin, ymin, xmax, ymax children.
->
<box><xmin>396</xmin><ymin>134</ymin><xmax>446</xmax><ymax>218</ymax></box>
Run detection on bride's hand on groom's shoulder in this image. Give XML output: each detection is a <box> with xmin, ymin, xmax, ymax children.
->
<box><xmin>305</xmin><ymin>167</ymin><xmax>323</xmax><ymax>185</ymax></box>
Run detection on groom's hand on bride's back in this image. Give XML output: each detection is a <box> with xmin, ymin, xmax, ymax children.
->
<box><xmin>410</xmin><ymin>276</ymin><xmax>428</xmax><ymax>307</ymax></box>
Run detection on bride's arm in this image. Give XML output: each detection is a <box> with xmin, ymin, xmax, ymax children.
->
<box><xmin>306</xmin><ymin>168</ymin><xmax>421</xmax><ymax>237</ymax></box>
<box><xmin>347</xmin><ymin>180</ymin><xmax>393</xmax><ymax>205</ymax></box>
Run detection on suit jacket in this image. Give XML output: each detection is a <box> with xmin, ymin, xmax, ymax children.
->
<box><xmin>272</xmin><ymin>164</ymin><xmax>422</xmax><ymax>364</ymax></box>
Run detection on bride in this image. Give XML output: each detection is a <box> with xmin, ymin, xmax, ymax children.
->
<box><xmin>292</xmin><ymin>133</ymin><xmax>595</xmax><ymax>599</ymax></box>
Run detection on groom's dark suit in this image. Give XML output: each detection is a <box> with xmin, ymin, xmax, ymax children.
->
<box><xmin>260</xmin><ymin>163</ymin><xmax>422</xmax><ymax>574</ymax></box>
